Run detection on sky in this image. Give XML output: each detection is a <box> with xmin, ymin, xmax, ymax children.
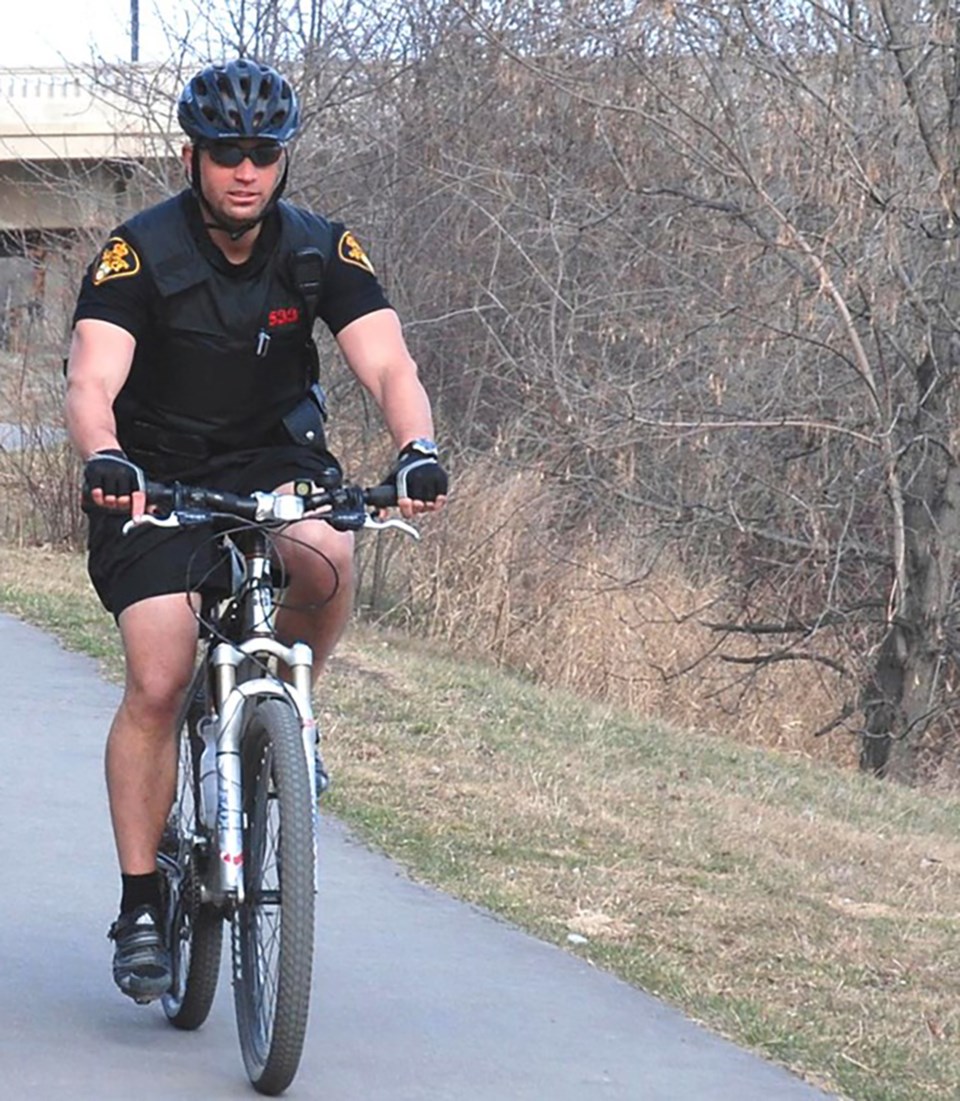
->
<box><xmin>5</xmin><ymin>1</ymin><xmax>172</xmax><ymax>67</ymax></box>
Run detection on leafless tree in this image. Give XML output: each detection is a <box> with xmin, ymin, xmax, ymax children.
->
<box><xmin>17</xmin><ymin>0</ymin><xmax>960</xmax><ymax>780</ymax></box>
<box><xmin>423</xmin><ymin>0</ymin><xmax>960</xmax><ymax>782</ymax></box>
<box><xmin>315</xmin><ymin>0</ymin><xmax>960</xmax><ymax>781</ymax></box>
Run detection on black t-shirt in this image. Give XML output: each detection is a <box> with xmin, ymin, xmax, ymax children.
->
<box><xmin>71</xmin><ymin>192</ymin><xmax>393</xmax><ymax>473</ymax></box>
<box><xmin>73</xmin><ymin>191</ymin><xmax>390</xmax><ymax>341</ymax></box>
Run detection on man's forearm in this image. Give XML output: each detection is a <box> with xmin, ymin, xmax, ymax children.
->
<box><xmin>64</xmin><ymin>319</ymin><xmax>136</xmax><ymax>458</ymax></box>
<box><xmin>377</xmin><ymin>373</ymin><xmax>436</xmax><ymax>452</ymax></box>
<box><xmin>65</xmin><ymin>380</ymin><xmax>122</xmax><ymax>458</ymax></box>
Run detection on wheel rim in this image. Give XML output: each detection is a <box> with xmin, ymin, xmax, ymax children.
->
<box><xmin>232</xmin><ymin>700</ymin><xmax>314</xmax><ymax>1092</ymax></box>
<box><xmin>161</xmin><ymin>723</ymin><xmax>203</xmax><ymax>1017</ymax></box>
<box><xmin>237</xmin><ymin>741</ymin><xmax>284</xmax><ymax>1066</ymax></box>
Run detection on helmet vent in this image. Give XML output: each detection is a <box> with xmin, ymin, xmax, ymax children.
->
<box><xmin>178</xmin><ymin>59</ymin><xmax>301</xmax><ymax>143</ymax></box>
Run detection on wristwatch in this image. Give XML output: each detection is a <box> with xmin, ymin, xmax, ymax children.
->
<box><xmin>402</xmin><ymin>437</ymin><xmax>439</xmax><ymax>457</ymax></box>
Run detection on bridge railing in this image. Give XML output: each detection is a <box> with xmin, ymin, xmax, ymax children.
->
<box><xmin>0</xmin><ymin>64</ymin><xmax>179</xmax><ymax>161</ymax></box>
<box><xmin>1</xmin><ymin>70</ymin><xmax>85</xmax><ymax>100</ymax></box>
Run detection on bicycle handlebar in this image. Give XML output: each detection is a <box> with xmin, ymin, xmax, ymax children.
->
<box><xmin>120</xmin><ymin>479</ymin><xmax>418</xmax><ymax>539</ymax></box>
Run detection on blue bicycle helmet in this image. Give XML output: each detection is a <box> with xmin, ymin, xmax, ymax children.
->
<box><xmin>178</xmin><ymin>59</ymin><xmax>300</xmax><ymax>143</ymax></box>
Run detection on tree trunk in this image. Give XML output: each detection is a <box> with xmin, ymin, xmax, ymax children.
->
<box><xmin>861</xmin><ymin>373</ymin><xmax>960</xmax><ymax>782</ymax></box>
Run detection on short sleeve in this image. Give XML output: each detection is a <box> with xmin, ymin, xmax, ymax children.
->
<box><xmin>316</xmin><ymin>225</ymin><xmax>391</xmax><ymax>335</ymax></box>
<box><xmin>72</xmin><ymin>229</ymin><xmax>156</xmax><ymax>342</ymax></box>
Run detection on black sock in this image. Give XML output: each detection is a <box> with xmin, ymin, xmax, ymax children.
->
<box><xmin>120</xmin><ymin>872</ymin><xmax>162</xmax><ymax>914</ymax></box>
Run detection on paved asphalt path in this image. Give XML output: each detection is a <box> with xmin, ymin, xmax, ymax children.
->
<box><xmin>0</xmin><ymin>613</ymin><xmax>837</xmax><ymax>1100</ymax></box>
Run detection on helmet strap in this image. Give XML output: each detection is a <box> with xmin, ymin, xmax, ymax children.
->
<box><xmin>189</xmin><ymin>146</ymin><xmax>290</xmax><ymax>242</ymax></box>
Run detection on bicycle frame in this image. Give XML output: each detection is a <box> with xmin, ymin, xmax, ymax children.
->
<box><xmin>193</xmin><ymin>527</ymin><xmax>320</xmax><ymax>907</ymax></box>
<box><xmin>136</xmin><ymin>475</ymin><xmax>418</xmax><ymax>1087</ymax></box>
<box><xmin>130</xmin><ymin>479</ymin><xmax>417</xmax><ymax>908</ymax></box>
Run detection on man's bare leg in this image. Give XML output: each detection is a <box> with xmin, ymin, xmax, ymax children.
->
<box><xmin>272</xmin><ymin>519</ymin><xmax>354</xmax><ymax>797</ymax></box>
<box><xmin>106</xmin><ymin>592</ymin><xmax>199</xmax><ymax>1003</ymax></box>
<box><xmin>273</xmin><ymin>517</ymin><xmax>356</xmax><ymax>679</ymax></box>
<box><xmin>109</xmin><ymin>592</ymin><xmax>201</xmax><ymax>871</ymax></box>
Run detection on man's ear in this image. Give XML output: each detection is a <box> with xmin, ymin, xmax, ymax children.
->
<box><xmin>181</xmin><ymin>143</ymin><xmax>194</xmax><ymax>183</ymax></box>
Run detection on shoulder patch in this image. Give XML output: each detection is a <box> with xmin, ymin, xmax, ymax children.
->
<box><xmin>92</xmin><ymin>237</ymin><xmax>141</xmax><ymax>286</ymax></box>
<box><xmin>337</xmin><ymin>230</ymin><xmax>375</xmax><ymax>275</ymax></box>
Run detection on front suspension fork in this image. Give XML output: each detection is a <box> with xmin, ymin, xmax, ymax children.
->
<box><xmin>209</xmin><ymin>638</ymin><xmax>316</xmax><ymax>903</ymax></box>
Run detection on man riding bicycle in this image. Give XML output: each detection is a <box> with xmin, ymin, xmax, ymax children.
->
<box><xmin>63</xmin><ymin>58</ymin><xmax>448</xmax><ymax>1004</ymax></box>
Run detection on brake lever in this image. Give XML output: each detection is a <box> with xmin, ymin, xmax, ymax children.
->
<box><xmin>121</xmin><ymin>508</ymin><xmax>214</xmax><ymax>534</ymax></box>
<box><xmin>122</xmin><ymin>512</ymin><xmax>182</xmax><ymax>535</ymax></box>
<box><xmin>363</xmin><ymin>515</ymin><xmax>421</xmax><ymax>540</ymax></box>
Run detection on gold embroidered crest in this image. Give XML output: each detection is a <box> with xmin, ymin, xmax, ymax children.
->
<box><xmin>92</xmin><ymin>237</ymin><xmax>141</xmax><ymax>286</ymax></box>
<box><xmin>338</xmin><ymin>230</ymin><xmax>375</xmax><ymax>275</ymax></box>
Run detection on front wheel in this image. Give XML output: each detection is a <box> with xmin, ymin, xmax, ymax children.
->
<box><xmin>233</xmin><ymin>698</ymin><xmax>315</xmax><ymax>1096</ymax></box>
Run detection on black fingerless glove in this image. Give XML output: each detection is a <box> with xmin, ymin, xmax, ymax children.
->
<box><xmin>384</xmin><ymin>439</ymin><xmax>449</xmax><ymax>502</ymax></box>
<box><xmin>83</xmin><ymin>448</ymin><xmax>146</xmax><ymax>499</ymax></box>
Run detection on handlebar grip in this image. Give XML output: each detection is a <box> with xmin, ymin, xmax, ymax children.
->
<box><xmin>143</xmin><ymin>480</ymin><xmax>174</xmax><ymax>508</ymax></box>
<box><xmin>365</xmin><ymin>485</ymin><xmax>398</xmax><ymax>510</ymax></box>
<box><xmin>82</xmin><ymin>482</ymin><xmax>166</xmax><ymax>514</ymax></box>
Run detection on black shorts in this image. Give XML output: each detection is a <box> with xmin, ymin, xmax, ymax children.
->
<box><xmin>86</xmin><ymin>445</ymin><xmax>343</xmax><ymax>618</ymax></box>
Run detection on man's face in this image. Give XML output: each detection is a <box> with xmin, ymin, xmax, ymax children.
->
<box><xmin>183</xmin><ymin>140</ymin><xmax>286</xmax><ymax>229</ymax></box>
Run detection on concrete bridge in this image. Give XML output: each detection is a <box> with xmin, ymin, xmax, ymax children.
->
<box><xmin>0</xmin><ymin>64</ymin><xmax>179</xmax><ymax>232</ymax></box>
<box><xmin>0</xmin><ymin>65</ymin><xmax>180</xmax><ymax>351</ymax></box>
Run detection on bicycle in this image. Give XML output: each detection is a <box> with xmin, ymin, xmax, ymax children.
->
<box><xmin>124</xmin><ymin>476</ymin><xmax>416</xmax><ymax>1095</ymax></box>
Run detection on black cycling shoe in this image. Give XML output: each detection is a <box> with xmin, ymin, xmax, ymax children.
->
<box><xmin>315</xmin><ymin>746</ymin><xmax>331</xmax><ymax>799</ymax></box>
<box><xmin>108</xmin><ymin>903</ymin><xmax>172</xmax><ymax>1004</ymax></box>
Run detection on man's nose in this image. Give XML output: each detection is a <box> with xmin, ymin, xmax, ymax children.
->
<box><xmin>233</xmin><ymin>157</ymin><xmax>258</xmax><ymax>180</ymax></box>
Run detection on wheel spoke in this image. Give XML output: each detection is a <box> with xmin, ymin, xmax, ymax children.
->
<box><xmin>232</xmin><ymin>699</ymin><xmax>314</xmax><ymax>1094</ymax></box>
<box><xmin>160</xmin><ymin>703</ymin><xmax>223</xmax><ymax>1031</ymax></box>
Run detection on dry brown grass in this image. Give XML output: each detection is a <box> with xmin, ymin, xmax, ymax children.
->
<box><xmin>387</xmin><ymin>460</ymin><xmax>859</xmax><ymax>771</ymax></box>
<box><xmin>0</xmin><ymin>348</ymin><xmax>83</xmax><ymax>547</ymax></box>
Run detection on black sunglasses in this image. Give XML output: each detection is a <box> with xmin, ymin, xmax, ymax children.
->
<box><xmin>204</xmin><ymin>141</ymin><xmax>284</xmax><ymax>168</ymax></box>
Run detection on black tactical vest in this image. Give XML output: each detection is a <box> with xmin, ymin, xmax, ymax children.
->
<box><xmin>113</xmin><ymin>193</ymin><xmax>332</xmax><ymax>476</ymax></box>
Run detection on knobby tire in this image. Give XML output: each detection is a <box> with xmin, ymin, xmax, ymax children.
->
<box><xmin>162</xmin><ymin>714</ymin><xmax>223</xmax><ymax>1030</ymax></box>
<box><xmin>233</xmin><ymin>698</ymin><xmax>315</xmax><ymax>1096</ymax></box>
